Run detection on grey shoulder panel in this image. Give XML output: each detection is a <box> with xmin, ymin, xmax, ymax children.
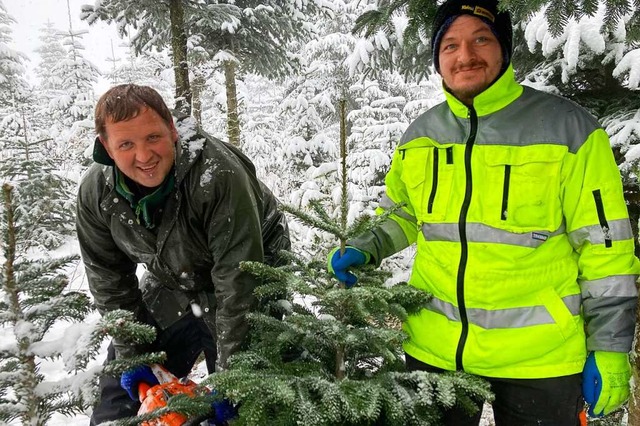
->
<box><xmin>399</xmin><ymin>101</ymin><xmax>468</xmax><ymax>146</ymax></box>
<box><xmin>398</xmin><ymin>88</ymin><xmax>601</xmax><ymax>153</ymax></box>
<box><xmin>477</xmin><ymin>87</ymin><xmax>601</xmax><ymax>153</ymax></box>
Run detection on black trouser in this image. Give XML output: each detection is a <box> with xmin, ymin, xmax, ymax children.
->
<box><xmin>405</xmin><ymin>353</ymin><xmax>583</xmax><ymax>426</ymax></box>
<box><xmin>90</xmin><ymin>312</ymin><xmax>216</xmax><ymax>425</ymax></box>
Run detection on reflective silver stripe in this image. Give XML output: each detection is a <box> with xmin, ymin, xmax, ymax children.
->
<box><xmin>581</xmin><ymin>275</ymin><xmax>639</xmax><ymax>298</ymax></box>
<box><xmin>379</xmin><ymin>194</ymin><xmax>417</xmax><ymax>224</ymax></box>
<box><xmin>425</xmin><ymin>294</ymin><xmax>581</xmax><ymax>329</ymax></box>
<box><xmin>421</xmin><ymin>222</ymin><xmax>565</xmax><ymax>248</ymax></box>
<box><xmin>568</xmin><ymin>219</ymin><xmax>633</xmax><ymax>248</ymax></box>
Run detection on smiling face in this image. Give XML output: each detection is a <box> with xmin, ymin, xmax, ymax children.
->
<box><xmin>437</xmin><ymin>15</ymin><xmax>504</xmax><ymax>106</ymax></box>
<box><xmin>100</xmin><ymin>107</ymin><xmax>178</xmax><ymax>188</ymax></box>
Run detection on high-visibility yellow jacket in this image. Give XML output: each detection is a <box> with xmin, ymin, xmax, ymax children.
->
<box><xmin>350</xmin><ymin>65</ymin><xmax>640</xmax><ymax>378</ymax></box>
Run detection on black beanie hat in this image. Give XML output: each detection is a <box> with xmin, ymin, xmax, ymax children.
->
<box><xmin>431</xmin><ymin>0</ymin><xmax>512</xmax><ymax>73</ymax></box>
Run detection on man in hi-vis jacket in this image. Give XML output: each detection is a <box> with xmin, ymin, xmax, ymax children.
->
<box><xmin>328</xmin><ymin>1</ymin><xmax>640</xmax><ymax>424</ymax></box>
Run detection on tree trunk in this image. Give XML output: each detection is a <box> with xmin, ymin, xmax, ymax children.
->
<box><xmin>629</xmin><ymin>297</ymin><xmax>640</xmax><ymax>425</ymax></box>
<box><xmin>168</xmin><ymin>0</ymin><xmax>191</xmax><ymax>115</ymax></box>
<box><xmin>224</xmin><ymin>60</ymin><xmax>240</xmax><ymax>147</ymax></box>
<box><xmin>191</xmin><ymin>74</ymin><xmax>205</xmax><ymax>125</ymax></box>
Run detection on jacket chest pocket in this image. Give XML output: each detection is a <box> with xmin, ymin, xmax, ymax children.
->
<box><xmin>481</xmin><ymin>147</ymin><xmax>564</xmax><ymax>230</ymax></box>
<box><xmin>399</xmin><ymin>145</ymin><xmax>454</xmax><ymax>221</ymax></box>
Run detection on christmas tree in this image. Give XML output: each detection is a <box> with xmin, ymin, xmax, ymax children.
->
<box><xmin>203</xmin><ymin>101</ymin><xmax>492</xmax><ymax>425</ymax></box>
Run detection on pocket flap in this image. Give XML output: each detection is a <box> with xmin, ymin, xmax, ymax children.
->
<box><xmin>483</xmin><ymin>146</ymin><xmax>564</xmax><ymax>166</ymax></box>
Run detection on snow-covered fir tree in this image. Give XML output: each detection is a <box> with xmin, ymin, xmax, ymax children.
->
<box><xmin>50</xmin><ymin>31</ymin><xmax>99</xmax><ymax>165</ymax></box>
<box><xmin>33</xmin><ymin>22</ymin><xmax>67</xmax><ymax>101</ymax></box>
<box><xmin>277</xmin><ymin>0</ymin><xmax>384</xmax><ymax>257</ymax></box>
<box><xmin>32</xmin><ymin>22</ymin><xmax>69</xmax><ymax>138</ymax></box>
<box><xmin>0</xmin><ymin>1</ymin><xmax>29</xmax><ymax>118</ymax></box>
<box><xmin>194</xmin><ymin>0</ymin><xmax>328</xmax><ymax>146</ymax></box>
<box><xmin>81</xmin><ymin>0</ymin><xmax>217</xmax><ymax>113</ymax></box>
<box><xmin>0</xmin><ymin>94</ymin><xmax>76</xmax><ymax>252</ymax></box>
<box><xmin>0</xmin><ymin>180</ymin><xmax>167</xmax><ymax>425</ymax></box>
<box><xmin>279</xmin><ymin>1</ymin><xmax>367</xmax><ymax>168</ymax></box>
<box><xmin>0</xmin><ymin>183</ymin><xmax>95</xmax><ymax>425</ymax></box>
<box><xmin>237</xmin><ymin>74</ymin><xmax>287</xmax><ymax>195</ymax></box>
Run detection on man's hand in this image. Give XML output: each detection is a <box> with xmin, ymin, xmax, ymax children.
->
<box><xmin>120</xmin><ymin>364</ymin><xmax>160</xmax><ymax>401</ymax></box>
<box><xmin>327</xmin><ymin>246</ymin><xmax>370</xmax><ymax>288</ymax></box>
<box><xmin>208</xmin><ymin>391</ymin><xmax>238</xmax><ymax>425</ymax></box>
<box><xmin>582</xmin><ymin>351</ymin><xmax>631</xmax><ymax>417</ymax></box>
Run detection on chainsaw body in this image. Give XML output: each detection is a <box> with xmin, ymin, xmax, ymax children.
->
<box><xmin>137</xmin><ymin>364</ymin><xmax>210</xmax><ymax>426</ymax></box>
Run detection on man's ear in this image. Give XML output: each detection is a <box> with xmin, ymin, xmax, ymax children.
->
<box><xmin>170</xmin><ymin>121</ymin><xmax>179</xmax><ymax>143</ymax></box>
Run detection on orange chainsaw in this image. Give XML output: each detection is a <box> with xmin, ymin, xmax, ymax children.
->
<box><xmin>136</xmin><ymin>364</ymin><xmax>214</xmax><ymax>426</ymax></box>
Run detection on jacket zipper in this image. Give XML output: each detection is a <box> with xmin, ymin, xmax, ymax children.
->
<box><xmin>427</xmin><ymin>148</ymin><xmax>439</xmax><ymax>214</ymax></box>
<box><xmin>592</xmin><ymin>189</ymin><xmax>612</xmax><ymax>248</ymax></box>
<box><xmin>455</xmin><ymin>108</ymin><xmax>478</xmax><ymax>371</ymax></box>
<box><xmin>501</xmin><ymin>165</ymin><xmax>511</xmax><ymax>220</ymax></box>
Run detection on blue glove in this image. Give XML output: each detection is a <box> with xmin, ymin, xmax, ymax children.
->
<box><xmin>582</xmin><ymin>351</ymin><xmax>631</xmax><ymax>417</ymax></box>
<box><xmin>120</xmin><ymin>364</ymin><xmax>159</xmax><ymax>401</ymax></box>
<box><xmin>327</xmin><ymin>246</ymin><xmax>370</xmax><ymax>288</ymax></box>
<box><xmin>208</xmin><ymin>391</ymin><xmax>237</xmax><ymax>425</ymax></box>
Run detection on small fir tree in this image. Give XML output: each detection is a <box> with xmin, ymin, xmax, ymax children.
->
<box><xmin>0</xmin><ymin>183</ymin><xmax>97</xmax><ymax>424</ymax></box>
<box><xmin>0</xmin><ymin>103</ymin><xmax>76</xmax><ymax>252</ymax></box>
<box><xmin>202</xmin><ymin>101</ymin><xmax>492</xmax><ymax>425</ymax></box>
<box><xmin>0</xmin><ymin>182</ymin><xmax>163</xmax><ymax>425</ymax></box>
<box><xmin>0</xmin><ymin>1</ymin><xmax>29</xmax><ymax>115</ymax></box>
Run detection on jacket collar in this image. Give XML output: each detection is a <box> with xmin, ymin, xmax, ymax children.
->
<box><xmin>443</xmin><ymin>64</ymin><xmax>523</xmax><ymax>118</ymax></box>
<box><xmin>115</xmin><ymin>167</ymin><xmax>176</xmax><ymax>229</ymax></box>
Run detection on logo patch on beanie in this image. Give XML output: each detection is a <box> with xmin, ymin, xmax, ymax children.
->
<box><xmin>461</xmin><ymin>5</ymin><xmax>496</xmax><ymax>22</ymax></box>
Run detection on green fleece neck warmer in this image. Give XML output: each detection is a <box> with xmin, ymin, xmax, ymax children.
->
<box><xmin>115</xmin><ymin>168</ymin><xmax>175</xmax><ymax>229</ymax></box>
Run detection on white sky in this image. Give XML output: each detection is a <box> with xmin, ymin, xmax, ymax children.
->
<box><xmin>4</xmin><ymin>0</ymin><xmax>128</xmax><ymax>94</ymax></box>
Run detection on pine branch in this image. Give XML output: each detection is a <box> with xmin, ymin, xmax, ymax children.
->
<box><xmin>280</xmin><ymin>203</ymin><xmax>346</xmax><ymax>239</ymax></box>
<box><xmin>104</xmin><ymin>352</ymin><xmax>167</xmax><ymax>376</ymax></box>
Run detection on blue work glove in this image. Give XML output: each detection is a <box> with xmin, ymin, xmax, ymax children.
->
<box><xmin>208</xmin><ymin>391</ymin><xmax>238</xmax><ymax>425</ymax></box>
<box><xmin>327</xmin><ymin>246</ymin><xmax>370</xmax><ymax>288</ymax></box>
<box><xmin>120</xmin><ymin>364</ymin><xmax>159</xmax><ymax>401</ymax></box>
<box><xmin>582</xmin><ymin>351</ymin><xmax>631</xmax><ymax>417</ymax></box>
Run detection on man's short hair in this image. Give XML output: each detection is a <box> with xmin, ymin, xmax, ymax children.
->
<box><xmin>94</xmin><ymin>84</ymin><xmax>173</xmax><ymax>140</ymax></box>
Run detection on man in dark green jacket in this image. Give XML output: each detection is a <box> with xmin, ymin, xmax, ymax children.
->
<box><xmin>77</xmin><ymin>84</ymin><xmax>289</xmax><ymax>424</ymax></box>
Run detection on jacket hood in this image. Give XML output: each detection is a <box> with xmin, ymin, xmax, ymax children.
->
<box><xmin>93</xmin><ymin>137</ymin><xmax>115</xmax><ymax>166</ymax></box>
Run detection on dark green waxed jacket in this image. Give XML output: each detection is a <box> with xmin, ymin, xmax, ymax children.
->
<box><xmin>76</xmin><ymin>116</ymin><xmax>289</xmax><ymax>369</ymax></box>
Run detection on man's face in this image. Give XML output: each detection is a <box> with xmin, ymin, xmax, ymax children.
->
<box><xmin>101</xmin><ymin>107</ymin><xmax>178</xmax><ymax>188</ymax></box>
<box><xmin>438</xmin><ymin>15</ymin><xmax>504</xmax><ymax>106</ymax></box>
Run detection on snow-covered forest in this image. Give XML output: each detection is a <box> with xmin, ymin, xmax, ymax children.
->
<box><xmin>1</xmin><ymin>0</ymin><xmax>639</xmax><ymax>424</ymax></box>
